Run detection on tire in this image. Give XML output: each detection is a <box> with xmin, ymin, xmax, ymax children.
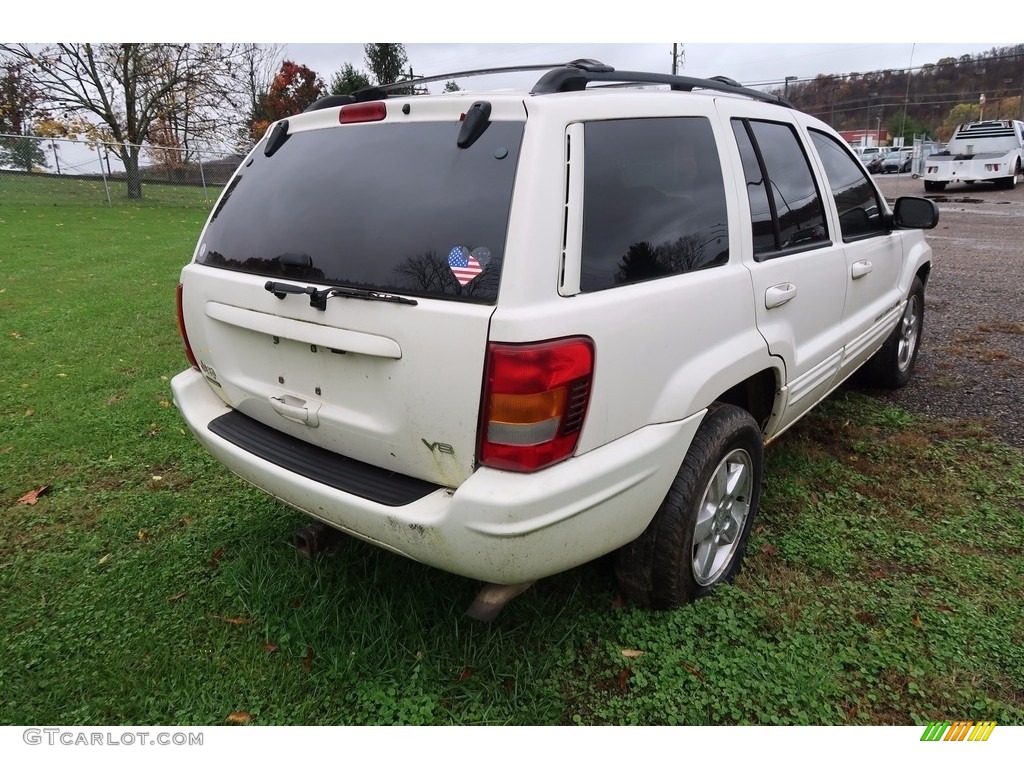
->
<box><xmin>996</xmin><ymin>162</ymin><xmax>1019</xmax><ymax>190</ymax></box>
<box><xmin>860</xmin><ymin>276</ymin><xmax>925</xmax><ymax>389</ymax></box>
<box><xmin>923</xmin><ymin>180</ymin><xmax>945</xmax><ymax>192</ymax></box>
<box><xmin>614</xmin><ymin>404</ymin><xmax>763</xmax><ymax>609</ymax></box>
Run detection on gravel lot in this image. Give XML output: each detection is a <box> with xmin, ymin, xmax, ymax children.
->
<box><xmin>872</xmin><ymin>173</ymin><xmax>1024</xmax><ymax>448</ymax></box>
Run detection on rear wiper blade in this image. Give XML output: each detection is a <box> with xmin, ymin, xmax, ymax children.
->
<box><xmin>316</xmin><ymin>286</ymin><xmax>418</xmax><ymax>310</ymax></box>
<box><xmin>264</xmin><ymin>280</ymin><xmax>417</xmax><ymax>310</ymax></box>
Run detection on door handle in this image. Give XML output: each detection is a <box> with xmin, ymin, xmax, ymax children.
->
<box><xmin>270</xmin><ymin>395</ymin><xmax>320</xmax><ymax>428</ymax></box>
<box><xmin>851</xmin><ymin>260</ymin><xmax>873</xmax><ymax>279</ymax></box>
<box><xmin>765</xmin><ymin>283</ymin><xmax>797</xmax><ymax>309</ymax></box>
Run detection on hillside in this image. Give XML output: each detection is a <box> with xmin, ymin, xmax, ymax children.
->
<box><xmin>780</xmin><ymin>44</ymin><xmax>1024</xmax><ymax>142</ymax></box>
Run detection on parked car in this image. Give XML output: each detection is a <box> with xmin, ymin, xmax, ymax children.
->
<box><xmin>882</xmin><ymin>148</ymin><xmax>914</xmax><ymax>174</ymax></box>
<box><xmin>173</xmin><ymin>59</ymin><xmax>939</xmax><ymax>618</ymax></box>
<box><xmin>864</xmin><ymin>152</ymin><xmax>886</xmax><ymax>174</ymax></box>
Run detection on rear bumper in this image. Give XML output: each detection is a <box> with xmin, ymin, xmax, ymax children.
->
<box><xmin>172</xmin><ymin>367</ymin><xmax>703</xmax><ymax>583</ymax></box>
<box><xmin>924</xmin><ymin>160</ymin><xmax>1011</xmax><ymax>183</ymax></box>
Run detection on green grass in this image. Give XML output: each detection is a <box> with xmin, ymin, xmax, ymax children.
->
<box><xmin>1</xmin><ymin>202</ymin><xmax>1022</xmax><ymax>726</ymax></box>
<box><xmin>0</xmin><ymin>170</ymin><xmax>222</xmax><ymax>208</ymax></box>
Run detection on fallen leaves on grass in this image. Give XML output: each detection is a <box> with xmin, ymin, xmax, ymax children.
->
<box><xmin>213</xmin><ymin>616</ymin><xmax>252</xmax><ymax>626</ymax></box>
<box><xmin>620</xmin><ymin>649</ymin><xmax>644</xmax><ymax>659</ymax></box>
<box><xmin>262</xmin><ymin>643</ymin><xmax>279</xmax><ymax>654</ymax></box>
<box><xmin>680</xmin><ymin>662</ymin><xmax>704</xmax><ymax>681</ymax></box>
<box><xmin>617</xmin><ymin>668</ymin><xmax>631</xmax><ymax>694</ymax></box>
<box><xmin>209</xmin><ymin>546</ymin><xmax>225</xmax><ymax>570</ymax></box>
<box><xmin>304</xmin><ymin>647</ymin><xmax>314</xmax><ymax>670</ymax></box>
<box><xmin>17</xmin><ymin>485</ymin><xmax>49</xmax><ymax>505</ymax></box>
<box><xmin>225</xmin><ymin>712</ymin><xmax>253</xmax><ymax>725</ymax></box>
<box><xmin>166</xmin><ymin>591</ymin><xmax>187</xmax><ymax>602</ymax></box>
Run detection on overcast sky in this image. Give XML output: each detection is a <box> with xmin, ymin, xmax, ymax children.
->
<box><xmin>9</xmin><ymin>1</ymin><xmax>1016</xmax><ymax>94</ymax></box>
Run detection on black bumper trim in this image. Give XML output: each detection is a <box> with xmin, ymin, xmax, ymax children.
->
<box><xmin>208</xmin><ymin>410</ymin><xmax>442</xmax><ymax>507</ymax></box>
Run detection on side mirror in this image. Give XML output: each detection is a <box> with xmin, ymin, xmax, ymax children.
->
<box><xmin>891</xmin><ymin>196</ymin><xmax>939</xmax><ymax>230</ymax></box>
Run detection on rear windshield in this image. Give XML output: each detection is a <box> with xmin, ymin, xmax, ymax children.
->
<box><xmin>197</xmin><ymin>119</ymin><xmax>525</xmax><ymax>304</ymax></box>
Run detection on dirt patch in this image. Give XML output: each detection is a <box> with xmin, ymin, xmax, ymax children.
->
<box><xmin>873</xmin><ymin>175</ymin><xmax>1024</xmax><ymax>450</ymax></box>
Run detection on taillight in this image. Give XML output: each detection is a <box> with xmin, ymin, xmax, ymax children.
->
<box><xmin>176</xmin><ymin>283</ymin><xmax>199</xmax><ymax>370</ymax></box>
<box><xmin>340</xmin><ymin>102</ymin><xmax>386</xmax><ymax>124</ymax></box>
<box><xmin>478</xmin><ymin>338</ymin><xmax>594</xmax><ymax>472</ymax></box>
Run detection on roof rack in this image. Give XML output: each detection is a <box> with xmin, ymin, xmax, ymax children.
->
<box><xmin>531</xmin><ymin>62</ymin><xmax>793</xmax><ymax>107</ymax></box>
<box><xmin>304</xmin><ymin>59</ymin><xmax>792</xmax><ymax>111</ymax></box>
<box><xmin>306</xmin><ymin>63</ymin><xmax>580</xmax><ymax>110</ymax></box>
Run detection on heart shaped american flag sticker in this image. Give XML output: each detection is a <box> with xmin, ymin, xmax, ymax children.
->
<box><xmin>448</xmin><ymin>245</ymin><xmax>483</xmax><ymax>286</ymax></box>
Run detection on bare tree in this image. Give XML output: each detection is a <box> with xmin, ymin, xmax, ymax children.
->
<box><xmin>0</xmin><ymin>43</ymin><xmax>251</xmax><ymax>198</ymax></box>
<box><xmin>237</xmin><ymin>44</ymin><xmax>284</xmax><ymax>145</ymax></box>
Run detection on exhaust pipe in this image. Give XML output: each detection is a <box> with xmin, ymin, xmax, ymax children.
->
<box><xmin>293</xmin><ymin>521</ymin><xmax>343</xmax><ymax>559</ymax></box>
<box><xmin>466</xmin><ymin>582</ymin><xmax>534</xmax><ymax>622</ymax></box>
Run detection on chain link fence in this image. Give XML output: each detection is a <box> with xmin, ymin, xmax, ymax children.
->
<box><xmin>0</xmin><ymin>133</ymin><xmax>243</xmax><ymax>208</ymax></box>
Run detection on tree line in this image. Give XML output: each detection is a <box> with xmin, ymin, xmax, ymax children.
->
<box><xmin>0</xmin><ymin>43</ymin><xmax>426</xmax><ymax>199</ymax></box>
<box><xmin>779</xmin><ymin>45</ymin><xmax>1024</xmax><ymax>144</ymax></box>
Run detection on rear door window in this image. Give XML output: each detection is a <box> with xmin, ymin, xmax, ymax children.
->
<box><xmin>731</xmin><ymin>119</ymin><xmax>829</xmax><ymax>258</ymax></box>
<box><xmin>198</xmin><ymin>121</ymin><xmax>525</xmax><ymax>304</ymax></box>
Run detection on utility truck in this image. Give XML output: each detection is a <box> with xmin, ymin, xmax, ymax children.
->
<box><xmin>923</xmin><ymin>119</ymin><xmax>1024</xmax><ymax>191</ymax></box>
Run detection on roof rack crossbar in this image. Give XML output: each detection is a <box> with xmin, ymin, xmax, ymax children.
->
<box><xmin>531</xmin><ymin>66</ymin><xmax>793</xmax><ymax>107</ymax></box>
<box><xmin>339</xmin><ymin>59</ymin><xmax>791</xmax><ymax>109</ymax></box>
<box><xmin>357</xmin><ymin>61</ymin><xmax>588</xmax><ymax>98</ymax></box>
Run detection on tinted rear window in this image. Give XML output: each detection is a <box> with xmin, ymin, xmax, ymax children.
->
<box><xmin>197</xmin><ymin>120</ymin><xmax>525</xmax><ymax>304</ymax></box>
<box><xmin>580</xmin><ymin>117</ymin><xmax>730</xmax><ymax>292</ymax></box>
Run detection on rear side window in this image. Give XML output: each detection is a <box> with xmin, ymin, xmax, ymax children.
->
<box><xmin>809</xmin><ymin>130</ymin><xmax>888</xmax><ymax>240</ymax></box>
<box><xmin>197</xmin><ymin>120</ymin><xmax>525</xmax><ymax>304</ymax></box>
<box><xmin>732</xmin><ymin>119</ymin><xmax>829</xmax><ymax>258</ymax></box>
<box><xmin>580</xmin><ymin>117</ymin><xmax>729</xmax><ymax>292</ymax></box>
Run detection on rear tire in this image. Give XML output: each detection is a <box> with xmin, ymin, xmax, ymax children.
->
<box><xmin>860</xmin><ymin>276</ymin><xmax>925</xmax><ymax>389</ymax></box>
<box><xmin>614</xmin><ymin>404</ymin><xmax>762</xmax><ymax>609</ymax></box>
<box><xmin>996</xmin><ymin>163</ymin><xmax>1019</xmax><ymax>190</ymax></box>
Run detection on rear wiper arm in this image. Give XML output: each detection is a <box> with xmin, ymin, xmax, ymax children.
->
<box><xmin>265</xmin><ymin>281</ymin><xmax>418</xmax><ymax>310</ymax></box>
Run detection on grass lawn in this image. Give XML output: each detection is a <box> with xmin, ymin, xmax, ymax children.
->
<box><xmin>1</xmin><ymin>201</ymin><xmax>1022</xmax><ymax>726</ymax></box>
<box><xmin>0</xmin><ymin>170</ymin><xmax>222</xmax><ymax>208</ymax></box>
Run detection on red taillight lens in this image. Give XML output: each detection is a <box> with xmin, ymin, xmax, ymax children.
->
<box><xmin>479</xmin><ymin>338</ymin><xmax>594</xmax><ymax>472</ymax></box>
<box><xmin>339</xmin><ymin>102</ymin><xmax>387</xmax><ymax>124</ymax></box>
<box><xmin>176</xmin><ymin>283</ymin><xmax>199</xmax><ymax>370</ymax></box>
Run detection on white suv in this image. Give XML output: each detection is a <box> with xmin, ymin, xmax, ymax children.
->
<box><xmin>173</xmin><ymin>60</ymin><xmax>938</xmax><ymax>618</ymax></box>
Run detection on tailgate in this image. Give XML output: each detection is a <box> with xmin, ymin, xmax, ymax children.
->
<box><xmin>177</xmin><ymin>101</ymin><xmax>526</xmax><ymax>488</ymax></box>
<box><xmin>180</xmin><ymin>264</ymin><xmax>493</xmax><ymax>487</ymax></box>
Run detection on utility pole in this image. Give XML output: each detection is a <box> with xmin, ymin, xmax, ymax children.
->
<box><xmin>671</xmin><ymin>44</ymin><xmax>685</xmax><ymax>76</ymax></box>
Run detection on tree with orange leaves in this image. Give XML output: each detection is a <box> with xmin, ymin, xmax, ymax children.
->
<box><xmin>249</xmin><ymin>60</ymin><xmax>325</xmax><ymax>142</ymax></box>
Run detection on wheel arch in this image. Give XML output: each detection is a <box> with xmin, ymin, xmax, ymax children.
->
<box><xmin>711</xmin><ymin>368</ymin><xmax>779</xmax><ymax>434</ymax></box>
<box><xmin>650</xmin><ymin>332</ymin><xmax>781</xmax><ymax>432</ymax></box>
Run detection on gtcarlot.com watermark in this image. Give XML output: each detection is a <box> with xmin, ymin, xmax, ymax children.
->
<box><xmin>23</xmin><ymin>728</ymin><xmax>203</xmax><ymax>747</ymax></box>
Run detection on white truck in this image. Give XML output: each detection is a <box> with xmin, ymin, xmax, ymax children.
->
<box><xmin>923</xmin><ymin>119</ymin><xmax>1024</xmax><ymax>191</ymax></box>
